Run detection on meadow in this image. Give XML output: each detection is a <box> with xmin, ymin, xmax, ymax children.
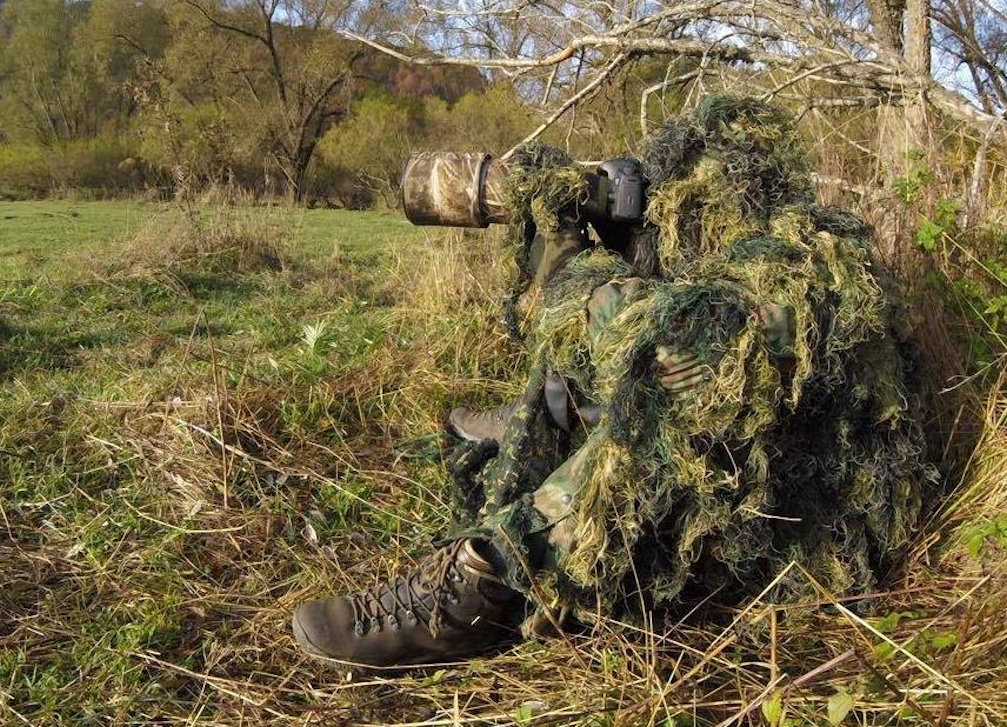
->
<box><xmin>1</xmin><ymin>200</ymin><xmax>1005</xmax><ymax>725</ymax></box>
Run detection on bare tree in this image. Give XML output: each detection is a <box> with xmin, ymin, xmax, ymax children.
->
<box><xmin>340</xmin><ymin>0</ymin><xmax>1005</xmax><ymax>167</ymax></box>
<box><xmin>177</xmin><ymin>0</ymin><xmax>366</xmax><ymax>200</ymax></box>
<box><xmin>933</xmin><ymin>0</ymin><xmax>1007</xmax><ymax>113</ymax></box>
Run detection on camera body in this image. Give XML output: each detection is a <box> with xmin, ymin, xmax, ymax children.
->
<box><xmin>596</xmin><ymin>158</ymin><xmax>645</xmax><ymax>223</ymax></box>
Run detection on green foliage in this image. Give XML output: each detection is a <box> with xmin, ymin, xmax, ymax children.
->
<box><xmin>0</xmin><ymin>138</ymin><xmax>154</xmax><ymax>199</ymax></box>
<box><xmin>890</xmin><ymin>150</ymin><xmax>1006</xmax><ymax>374</ymax></box>
<box><xmin>762</xmin><ymin>690</ymin><xmax>785</xmax><ymax>727</ymax></box>
<box><xmin>944</xmin><ymin>225</ymin><xmax>1007</xmax><ymax>369</ymax></box>
<box><xmin>827</xmin><ymin>689</ymin><xmax>854</xmax><ymax>725</ymax></box>
<box><xmin>0</xmin><ymin>143</ymin><xmax>47</xmax><ymax>198</ymax></box>
<box><xmin>318</xmin><ymin>84</ymin><xmax>535</xmax><ymax>206</ymax></box>
<box><xmin>964</xmin><ymin>514</ymin><xmax>1007</xmax><ymax>557</ymax></box>
<box><xmin>0</xmin><ymin>0</ymin><xmax>165</xmax><ymax>144</ymax></box>
<box><xmin>928</xmin><ymin>630</ymin><xmax>959</xmax><ymax>650</ymax></box>
<box><xmin>914</xmin><ymin>198</ymin><xmax>960</xmax><ymax>252</ymax></box>
<box><xmin>514</xmin><ymin>704</ymin><xmax>536</xmax><ymax>725</ymax></box>
<box><xmin>433</xmin><ymin>84</ymin><xmax>534</xmax><ymax>154</ymax></box>
<box><xmin>872</xmin><ymin>641</ymin><xmax>897</xmax><ymax>662</ymax></box>
<box><xmin>319</xmin><ymin>93</ymin><xmax>427</xmax><ymax>199</ymax></box>
<box><xmin>891</xmin><ymin>154</ymin><xmax>961</xmax><ymax>253</ymax></box>
<box><xmin>875</xmin><ymin>610</ymin><xmax>917</xmax><ymax>633</ymax></box>
<box><xmin>891</xmin><ymin>151</ymin><xmax>933</xmax><ymax>205</ymax></box>
<box><xmin>0</xmin><ymin>0</ymin><xmax>524</xmax><ymax>202</ymax></box>
<box><xmin>871</xmin><ymin>620</ymin><xmax>961</xmax><ymax>664</ymax></box>
<box><xmin>138</xmin><ymin>103</ymin><xmax>251</xmax><ymax>189</ymax></box>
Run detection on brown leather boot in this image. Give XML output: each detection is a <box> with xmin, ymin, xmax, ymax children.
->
<box><xmin>449</xmin><ymin>387</ymin><xmax>600</xmax><ymax>444</ymax></box>
<box><xmin>448</xmin><ymin>400</ymin><xmax>520</xmax><ymax>443</ymax></box>
<box><xmin>292</xmin><ymin>539</ymin><xmax>522</xmax><ymax>668</ymax></box>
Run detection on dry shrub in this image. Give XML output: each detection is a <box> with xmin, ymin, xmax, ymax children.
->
<box><xmin>382</xmin><ymin>227</ymin><xmax>528</xmax><ymax>407</ymax></box>
<box><xmin>935</xmin><ymin>370</ymin><xmax>1007</xmax><ymax>558</ymax></box>
<box><xmin>117</xmin><ymin>206</ymin><xmax>289</xmax><ymax>284</ymax></box>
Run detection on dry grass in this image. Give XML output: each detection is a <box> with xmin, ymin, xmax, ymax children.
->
<box><xmin>2</xmin><ymin>205</ymin><xmax>1006</xmax><ymax>726</ymax></box>
<box><xmin>116</xmin><ymin>207</ymin><xmax>290</xmax><ymax>281</ymax></box>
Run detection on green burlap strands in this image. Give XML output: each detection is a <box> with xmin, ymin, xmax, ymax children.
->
<box><xmin>456</xmin><ymin>96</ymin><xmax>936</xmax><ymax>612</ymax></box>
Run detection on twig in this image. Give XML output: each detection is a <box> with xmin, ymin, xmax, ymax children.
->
<box><xmin>502</xmin><ymin>53</ymin><xmax>629</xmax><ymax>160</ymax></box>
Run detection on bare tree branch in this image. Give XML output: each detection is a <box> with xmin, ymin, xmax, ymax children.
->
<box><xmin>503</xmin><ymin>52</ymin><xmax>630</xmax><ymax>159</ymax></box>
<box><xmin>350</xmin><ymin>0</ymin><xmax>1007</xmax><ymax>146</ymax></box>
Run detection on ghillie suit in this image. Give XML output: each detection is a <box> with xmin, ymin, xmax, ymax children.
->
<box><xmin>448</xmin><ymin>96</ymin><xmax>936</xmax><ymax>619</ymax></box>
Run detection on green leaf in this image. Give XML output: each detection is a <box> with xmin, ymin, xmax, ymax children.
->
<box><xmin>873</xmin><ymin>642</ymin><xmax>896</xmax><ymax>662</ymax></box>
<box><xmin>964</xmin><ymin>516</ymin><xmax>1007</xmax><ymax>558</ymax></box>
<box><xmin>933</xmin><ymin>198</ymin><xmax>961</xmax><ymax>230</ymax></box>
<box><xmin>422</xmin><ymin>668</ymin><xmax>446</xmax><ymax>686</ymax></box>
<box><xmin>967</xmin><ymin>531</ymin><xmax>987</xmax><ymax>557</ymax></box>
<box><xmin>762</xmin><ymin>690</ymin><xmax>784</xmax><ymax>727</ymax></box>
<box><xmin>876</xmin><ymin>611</ymin><xmax>914</xmax><ymax>633</ymax></box>
<box><xmin>514</xmin><ymin>705</ymin><xmax>534</xmax><ymax>725</ymax></box>
<box><xmin>929</xmin><ymin>631</ymin><xmax>958</xmax><ymax>650</ymax></box>
<box><xmin>914</xmin><ymin>218</ymin><xmax>942</xmax><ymax>252</ymax></box>
<box><xmin>827</xmin><ymin>690</ymin><xmax>854</xmax><ymax>725</ymax></box>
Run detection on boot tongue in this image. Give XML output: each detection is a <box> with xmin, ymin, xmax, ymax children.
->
<box><xmin>456</xmin><ymin>539</ymin><xmax>504</xmax><ymax>582</ymax></box>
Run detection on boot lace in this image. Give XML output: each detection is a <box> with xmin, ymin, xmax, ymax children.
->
<box><xmin>347</xmin><ymin>540</ymin><xmax>468</xmax><ymax>638</ymax></box>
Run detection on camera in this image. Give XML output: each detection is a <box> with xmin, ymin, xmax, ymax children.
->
<box><xmin>401</xmin><ymin>152</ymin><xmax>646</xmax><ymax>229</ymax></box>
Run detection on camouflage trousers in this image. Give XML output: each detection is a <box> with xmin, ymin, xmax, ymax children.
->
<box><xmin>450</xmin><ymin>219</ymin><xmax>659</xmax><ymax>612</ymax></box>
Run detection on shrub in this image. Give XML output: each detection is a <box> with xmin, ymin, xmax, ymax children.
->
<box><xmin>0</xmin><ymin>137</ymin><xmax>157</xmax><ymax>199</ymax></box>
<box><xmin>316</xmin><ymin>84</ymin><xmax>537</xmax><ymax>208</ymax></box>
<box><xmin>116</xmin><ymin>207</ymin><xmax>290</xmax><ymax>287</ymax></box>
<box><xmin>0</xmin><ymin>143</ymin><xmax>49</xmax><ymax>199</ymax></box>
<box><xmin>317</xmin><ymin>93</ymin><xmax>425</xmax><ymax>204</ymax></box>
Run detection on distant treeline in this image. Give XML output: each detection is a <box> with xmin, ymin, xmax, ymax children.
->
<box><xmin>0</xmin><ymin>0</ymin><xmax>539</xmax><ymax>205</ymax></box>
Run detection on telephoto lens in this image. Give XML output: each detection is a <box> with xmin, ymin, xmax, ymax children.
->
<box><xmin>400</xmin><ymin>152</ymin><xmax>646</xmax><ymax>228</ymax></box>
<box><xmin>401</xmin><ymin>152</ymin><xmax>510</xmax><ymax>228</ymax></box>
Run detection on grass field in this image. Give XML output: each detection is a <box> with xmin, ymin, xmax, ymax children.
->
<box><xmin>2</xmin><ymin>200</ymin><xmax>1005</xmax><ymax>726</ymax></box>
<box><xmin>0</xmin><ymin>200</ymin><xmax>524</xmax><ymax>724</ymax></box>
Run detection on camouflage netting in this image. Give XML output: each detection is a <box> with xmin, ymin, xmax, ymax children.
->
<box><xmin>450</xmin><ymin>96</ymin><xmax>937</xmax><ymax>614</ymax></box>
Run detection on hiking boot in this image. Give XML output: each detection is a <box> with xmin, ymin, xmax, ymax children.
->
<box><xmin>448</xmin><ymin>400</ymin><xmax>519</xmax><ymax>443</ymax></box>
<box><xmin>449</xmin><ymin>386</ymin><xmax>601</xmax><ymax>444</ymax></box>
<box><xmin>292</xmin><ymin>539</ymin><xmax>522</xmax><ymax>668</ymax></box>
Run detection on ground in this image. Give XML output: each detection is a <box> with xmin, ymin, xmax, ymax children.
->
<box><xmin>1</xmin><ymin>200</ymin><xmax>1004</xmax><ymax>726</ymax></box>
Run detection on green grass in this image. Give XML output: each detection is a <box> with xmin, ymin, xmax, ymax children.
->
<box><xmin>0</xmin><ymin>200</ymin><xmax>425</xmax><ymax>273</ymax></box>
<box><xmin>0</xmin><ymin>200</ymin><xmax>426</xmax><ymax>376</ymax></box>
<box><xmin>0</xmin><ymin>200</ymin><xmax>513</xmax><ymax>724</ymax></box>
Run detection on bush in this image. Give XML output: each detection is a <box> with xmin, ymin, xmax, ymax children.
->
<box><xmin>317</xmin><ymin>93</ymin><xmax>425</xmax><ymax>204</ymax></box>
<box><xmin>0</xmin><ymin>144</ymin><xmax>49</xmax><ymax>199</ymax></box>
<box><xmin>137</xmin><ymin>103</ymin><xmax>265</xmax><ymax>195</ymax></box>
<box><xmin>315</xmin><ymin>84</ymin><xmax>537</xmax><ymax>209</ymax></box>
<box><xmin>0</xmin><ymin>137</ymin><xmax>158</xmax><ymax>199</ymax></box>
<box><xmin>432</xmin><ymin>84</ymin><xmax>533</xmax><ymax>154</ymax></box>
<box><xmin>116</xmin><ymin>207</ymin><xmax>291</xmax><ymax>287</ymax></box>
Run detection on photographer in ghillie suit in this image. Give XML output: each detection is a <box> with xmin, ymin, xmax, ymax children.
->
<box><xmin>292</xmin><ymin>96</ymin><xmax>937</xmax><ymax>668</ymax></box>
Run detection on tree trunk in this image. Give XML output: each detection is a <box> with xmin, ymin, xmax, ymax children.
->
<box><xmin>902</xmin><ymin>0</ymin><xmax>933</xmax><ymax>166</ymax></box>
<box><xmin>865</xmin><ymin>0</ymin><xmax>906</xmax><ymax>52</ymax></box>
<box><xmin>904</xmin><ymin>0</ymin><xmax>932</xmax><ymax>76</ymax></box>
<box><xmin>873</xmin><ymin>0</ymin><xmax>933</xmax><ymax>183</ymax></box>
<box><xmin>870</xmin><ymin>0</ymin><xmax>933</xmax><ymax>266</ymax></box>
